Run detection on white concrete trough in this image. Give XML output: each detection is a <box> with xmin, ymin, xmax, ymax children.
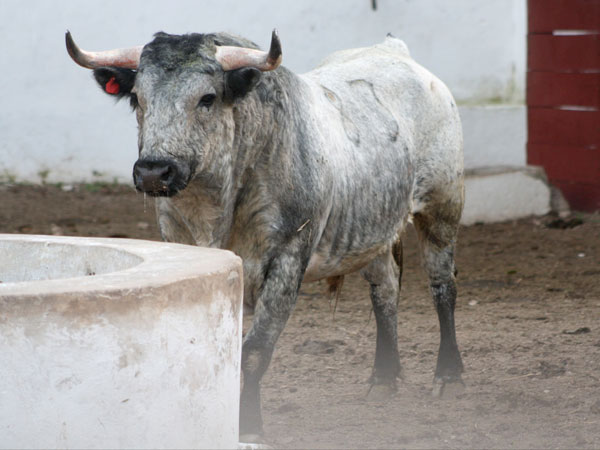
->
<box><xmin>0</xmin><ymin>234</ymin><xmax>243</xmax><ymax>449</ymax></box>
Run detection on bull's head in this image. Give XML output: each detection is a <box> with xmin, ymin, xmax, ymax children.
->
<box><xmin>66</xmin><ymin>30</ymin><xmax>282</xmax><ymax>197</ymax></box>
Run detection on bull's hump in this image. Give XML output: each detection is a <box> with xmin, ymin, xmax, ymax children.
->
<box><xmin>311</xmin><ymin>35</ymin><xmax>411</xmax><ymax>71</ymax></box>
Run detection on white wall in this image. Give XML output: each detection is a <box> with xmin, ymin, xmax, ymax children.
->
<box><xmin>0</xmin><ymin>0</ymin><xmax>526</xmax><ymax>184</ymax></box>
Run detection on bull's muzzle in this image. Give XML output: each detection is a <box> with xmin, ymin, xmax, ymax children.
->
<box><xmin>133</xmin><ymin>158</ymin><xmax>189</xmax><ymax>197</ymax></box>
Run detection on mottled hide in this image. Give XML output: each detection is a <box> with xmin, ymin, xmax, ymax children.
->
<box><xmin>68</xmin><ymin>30</ymin><xmax>465</xmax><ymax>439</ymax></box>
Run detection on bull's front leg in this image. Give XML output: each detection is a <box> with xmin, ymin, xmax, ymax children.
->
<box><xmin>239</xmin><ymin>251</ymin><xmax>305</xmax><ymax>440</ymax></box>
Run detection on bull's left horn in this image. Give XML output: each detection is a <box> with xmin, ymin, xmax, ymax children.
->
<box><xmin>65</xmin><ymin>31</ymin><xmax>143</xmax><ymax>69</ymax></box>
<box><xmin>215</xmin><ymin>29</ymin><xmax>282</xmax><ymax>72</ymax></box>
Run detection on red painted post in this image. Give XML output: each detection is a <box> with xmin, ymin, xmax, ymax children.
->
<box><xmin>527</xmin><ymin>0</ymin><xmax>600</xmax><ymax>211</ymax></box>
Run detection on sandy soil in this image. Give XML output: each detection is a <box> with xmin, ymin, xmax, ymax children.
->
<box><xmin>1</xmin><ymin>183</ymin><xmax>599</xmax><ymax>449</ymax></box>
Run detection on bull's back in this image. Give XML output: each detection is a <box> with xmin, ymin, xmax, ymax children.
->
<box><xmin>305</xmin><ymin>35</ymin><xmax>463</xmax><ymax>213</ymax></box>
<box><xmin>299</xmin><ymin>37</ymin><xmax>463</xmax><ymax>281</ymax></box>
<box><xmin>304</xmin><ymin>36</ymin><xmax>460</xmax><ymax>154</ymax></box>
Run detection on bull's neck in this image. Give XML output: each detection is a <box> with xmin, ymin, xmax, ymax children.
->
<box><xmin>237</xmin><ymin>67</ymin><xmax>313</xmax><ymax>168</ymax></box>
<box><xmin>169</xmin><ymin>67</ymin><xmax>312</xmax><ymax>248</ymax></box>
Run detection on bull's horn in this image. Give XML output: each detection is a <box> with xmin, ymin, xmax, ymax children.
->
<box><xmin>65</xmin><ymin>31</ymin><xmax>142</xmax><ymax>69</ymax></box>
<box><xmin>215</xmin><ymin>29</ymin><xmax>282</xmax><ymax>72</ymax></box>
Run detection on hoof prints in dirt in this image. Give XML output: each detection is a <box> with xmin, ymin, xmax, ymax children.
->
<box><xmin>293</xmin><ymin>339</ymin><xmax>347</xmax><ymax>355</ymax></box>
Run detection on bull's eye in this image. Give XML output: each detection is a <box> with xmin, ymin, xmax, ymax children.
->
<box><xmin>198</xmin><ymin>93</ymin><xmax>216</xmax><ymax>109</ymax></box>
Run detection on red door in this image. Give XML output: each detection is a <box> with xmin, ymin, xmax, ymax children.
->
<box><xmin>527</xmin><ymin>0</ymin><xmax>600</xmax><ymax>211</ymax></box>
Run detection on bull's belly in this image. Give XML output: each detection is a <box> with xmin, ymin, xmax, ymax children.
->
<box><xmin>303</xmin><ymin>243</ymin><xmax>389</xmax><ymax>283</ymax></box>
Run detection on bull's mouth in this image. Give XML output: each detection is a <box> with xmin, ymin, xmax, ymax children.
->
<box><xmin>135</xmin><ymin>184</ymin><xmax>184</xmax><ymax>197</ymax></box>
<box><xmin>132</xmin><ymin>158</ymin><xmax>190</xmax><ymax>197</ymax></box>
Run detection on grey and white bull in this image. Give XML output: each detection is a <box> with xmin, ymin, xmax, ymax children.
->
<box><xmin>66</xmin><ymin>29</ymin><xmax>465</xmax><ymax>438</ymax></box>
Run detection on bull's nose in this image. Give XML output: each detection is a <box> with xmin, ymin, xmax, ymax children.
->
<box><xmin>133</xmin><ymin>159</ymin><xmax>186</xmax><ymax>196</ymax></box>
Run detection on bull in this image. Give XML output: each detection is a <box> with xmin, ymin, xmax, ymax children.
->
<box><xmin>66</xmin><ymin>29</ymin><xmax>465</xmax><ymax>439</ymax></box>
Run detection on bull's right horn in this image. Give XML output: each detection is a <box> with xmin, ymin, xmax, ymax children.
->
<box><xmin>215</xmin><ymin>29</ymin><xmax>282</xmax><ymax>72</ymax></box>
<box><xmin>65</xmin><ymin>31</ymin><xmax>143</xmax><ymax>70</ymax></box>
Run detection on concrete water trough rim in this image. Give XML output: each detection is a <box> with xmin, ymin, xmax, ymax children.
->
<box><xmin>0</xmin><ymin>233</ymin><xmax>244</xmax><ymax>449</ymax></box>
<box><xmin>0</xmin><ymin>234</ymin><xmax>241</xmax><ymax>297</ymax></box>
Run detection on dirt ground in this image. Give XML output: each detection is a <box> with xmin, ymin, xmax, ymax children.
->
<box><xmin>1</xmin><ymin>182</ymin><xmax>599</xmax><ymax>449</ymax></box>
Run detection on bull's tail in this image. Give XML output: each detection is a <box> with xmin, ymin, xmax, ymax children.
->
<box><xmin>392</xmin><ymin>237</ymin><xmax>403</xmax><ymax>305</ymax></box>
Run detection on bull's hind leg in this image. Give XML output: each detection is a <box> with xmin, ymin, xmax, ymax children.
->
<box><xmin>361</xmin><ymin>246</ymin><xmax>402</xmax><ymax>399</ymax></box>
<box><xmin>413</xmin><ymin>210</ymin><xmax>464</xmax><ymax>397</ymax></box>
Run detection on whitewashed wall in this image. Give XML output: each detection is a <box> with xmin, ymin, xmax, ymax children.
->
<box><xmin>0</xmin><ymin>0</ymin><xmax>526</xmax><ymax>184</ymax></box>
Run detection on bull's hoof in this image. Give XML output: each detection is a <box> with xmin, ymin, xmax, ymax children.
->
<box><xmin>238</xmin><ymin>435</ymin><xmax>273</xmax><ymax>450</ymax></box>
<box><xmin>432</xmin><ymin>377</ymin><xmax>465</xmax><ymax>398</ymax></box>
<box><xmin>366</xmin><ymin>382</ymin><xmax>397</xmax><ymax>402</ymax></box>
<box><xmin>239</xmin><ymin>434</ymin><xmax>265</xmax><ymax>445</ymax></box>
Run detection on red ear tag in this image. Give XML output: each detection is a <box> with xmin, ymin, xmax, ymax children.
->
<box><xmin>105</xmin><ymin>77</ymin><xmax>120</xmax><ymax>95</ymax></box>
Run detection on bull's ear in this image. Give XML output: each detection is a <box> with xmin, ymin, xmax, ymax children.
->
<box><xmin>224</xmin><ymin>67</ymin><xmax>262</xmax><ymax>101</ymax></box>
<box><xmin>93</xmin><ymin>67</ymin><xmax>136</xmax><ymax>100</ymax></box>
